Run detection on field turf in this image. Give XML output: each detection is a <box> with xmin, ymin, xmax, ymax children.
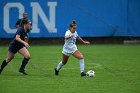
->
<box><xmin>0</xmin><ymin>44</ymin><xmax>140</xmax><ymax>93</ymax></box>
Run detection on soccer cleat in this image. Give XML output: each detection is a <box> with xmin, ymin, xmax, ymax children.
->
<box><xmin>54</xmin><ymin>68</ymin><xmax>59</xmax><ymax>75</ymax></box>
<box><xmin>81</xmin><ymin>72</ymin><xmax>86</xmax><ymax>77</ymax></box>
<box><xmin>19</xmin><ymin>69</ymin><xmax>28</xmax><ymax>75</ymax></box>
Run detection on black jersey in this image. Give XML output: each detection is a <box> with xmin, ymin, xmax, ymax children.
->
<box><xmin>10</xmin><ymin>27</ymin><xmax>29</xmax><ymax>46</ymax></box>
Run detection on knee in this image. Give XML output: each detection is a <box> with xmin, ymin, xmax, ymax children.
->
<box><xmin>24</xmin><ymin>55</ymin><xmax>30</xmax><ymax>60</ymax></box>
<box><xmin>78</xmin><ymin>55</ymin><xmax>84</xmax><ymax>60</ymax></box>
<box><xmin>62</xmin><ymin>61</ymin><xmax>67</xmax><ymax>65</ymax></box>
<box><xmin>6</xmin><ymin>56</ymin><xmax>14</xmax><ymax>62</ymax></box>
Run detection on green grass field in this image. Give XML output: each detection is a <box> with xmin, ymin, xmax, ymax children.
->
<box><xmin>0</xmin><ymin>44</ymin><xmax>140</xmax><ymax>93</ymax></box>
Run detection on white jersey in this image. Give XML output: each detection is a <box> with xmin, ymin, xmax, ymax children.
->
<box><xmin>62</xmin><ymin>30</ymin><xmax>78</xmax><ymax>55</ymax></box>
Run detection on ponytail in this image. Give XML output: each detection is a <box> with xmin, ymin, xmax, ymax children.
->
<box><xmin>69</xmin><ymin>20</ymin><xmax>77</xmax><ymax>29</ymax></box>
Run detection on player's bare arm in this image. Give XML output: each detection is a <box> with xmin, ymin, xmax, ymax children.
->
<box><xmin>16</xmin><ymin>35</ymin><xmax>29</xmax><ymax>47</ymax></box>
<box><xmin>65</xmin><ymin>34</ymin><xmax>75</xmax><ymax>39</ymax></box>
<box><xmin>77</xmin><ymin>36</ymin><xmax>90</xmax><ymax>44</ymax></box>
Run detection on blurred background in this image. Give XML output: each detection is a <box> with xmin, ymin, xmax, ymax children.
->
<box><xmin>0</xmin><ymin>0</ymin><xmax>140</xmax><ymax>45</ymax></box>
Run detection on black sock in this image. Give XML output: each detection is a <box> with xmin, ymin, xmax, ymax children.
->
<box><xmin>0</xmin><ymin>60</ymin><xmax>8</xmax><ymax>72</ymax></box>
<box><xmin>20</xmin><ymin>58</ymin><xmax>29</xmax><ymax>70</ymax></box>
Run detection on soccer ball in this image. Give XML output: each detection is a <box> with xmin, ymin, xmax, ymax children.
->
<box><xmin>86</xmin><ymin>70</ymin><xmax>95</xmax><ymax>77</ymax></box>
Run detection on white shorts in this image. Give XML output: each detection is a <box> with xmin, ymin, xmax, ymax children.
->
<box><xmin>62</xmin><ymin>47</ymin><xmax>78</xmax><ymax>56</ymax></box>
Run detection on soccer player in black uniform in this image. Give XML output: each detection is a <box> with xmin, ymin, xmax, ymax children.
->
<box><xmin>0</xmin><ymin>19</ymin><xmax>32</xmax><ymax>75</ymax></box>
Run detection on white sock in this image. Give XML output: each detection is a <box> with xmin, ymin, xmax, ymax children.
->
<box><xmin>56</xmin><ymin>61</ymin><xmax>64</xmax><ymax>71</ymax></box>
<box><xmin>79</xmin><ymin>59</ymin><xmax>84</xmax><ymax>73</ymax></box>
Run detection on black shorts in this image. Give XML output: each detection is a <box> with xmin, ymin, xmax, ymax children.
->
<box><xmin>8</xmin><ymin>44</ymin><xmax>25</xmax><ymax>54</ymax></box>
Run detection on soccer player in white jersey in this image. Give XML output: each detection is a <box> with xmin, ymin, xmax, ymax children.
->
<box><xmin>54</xmin><ymin>20</ymin><xmax>90</xmax><ymax>76</ymax></box>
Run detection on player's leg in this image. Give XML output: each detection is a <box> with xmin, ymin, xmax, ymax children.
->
<box><xmin>0</xmin><ymin>52</ymin><xmax>15</xmax><ymax>74</ymax></box>
<box><xmin>73</xmin><ymin>50</ymin><xmax>86</xmax><ymax>76</ymax></box>
<box><xmin>55</xmin><ymin>54</ymin><xmax>69</xmax><ymax>75</ymax></box>
<box><xmin>18</xmin><ymin>47</ymin><xmax>30</xmax><ymax>75</ymax></box>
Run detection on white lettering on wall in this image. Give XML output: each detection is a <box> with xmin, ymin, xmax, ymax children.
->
<box><xmin>3</xmin><ymin>2</ymin><xmax>57</xmax><ymax>34</ymax></box>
